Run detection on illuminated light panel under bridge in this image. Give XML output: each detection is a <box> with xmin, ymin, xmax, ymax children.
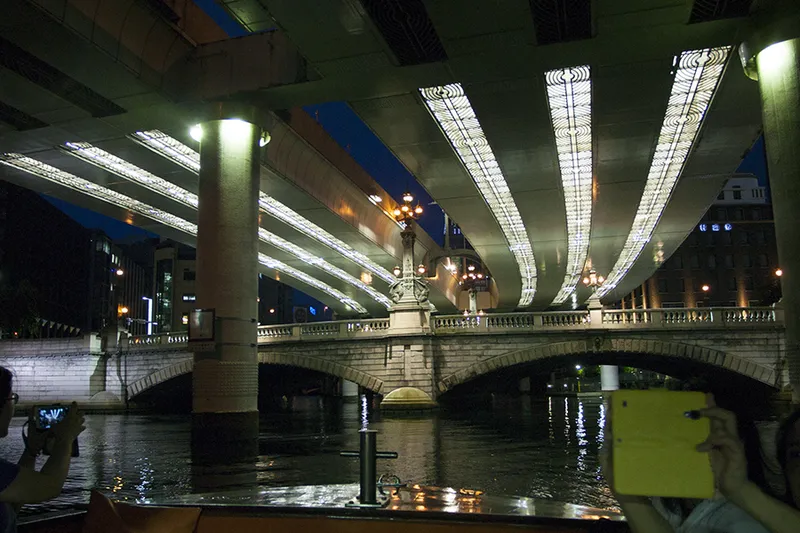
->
<box><xmin>60</xmin><ymin>142</ymin><xmax>391</xmax><ymax>309</ymax></box>
<box><xmin>0</xmin><ymin>153</ymin><xmax>368</xmax><ymax>314</ymax></box>
<box><xmin>598</xmin><ymin>46</ymin><xmax>731</xmax><ymax>298</ymax></box>
<box><xmin>544</xmin><ymin>65</ymin><xmax>594</xmax><ymax>306</ymax></box>
<box><xmin>419</xmin><ymin>83</ymin><xmax>537</xmax><ymax>307</ymax></box>
<box><xmin>129</xmin><ymin>130</ymin><xmax>395</xmax><ymax>285</ymax></box>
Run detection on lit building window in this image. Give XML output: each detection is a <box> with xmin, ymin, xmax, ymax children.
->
<box><xmin>181</xmin><ymin>314</ymin><xmax>189</xmax><ymax>326</ymax></box>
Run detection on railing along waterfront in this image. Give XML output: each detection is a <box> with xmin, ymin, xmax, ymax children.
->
<box><xmin>121</xmin><ymin>307</ymin><xmax>779</xmax><ymax>348</ymax></box>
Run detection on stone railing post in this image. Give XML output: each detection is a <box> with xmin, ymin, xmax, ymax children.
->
<box><xmin>711</xmin><ymin>308</ymin><xmax>723</xmax><ymax>325</ymax></box>
<box><xmin>291</xmin><ymin>325</ymin><xmax>302</xmax><ymax>340</ymax></box>
<box><xmin>339</xmin><ymin>322</ymin><xmax>350</xmax><ymax>338</ymax></box>
<box><xmin>587</xmin><ymin>296</ymin><xmax>603</xmax><ymax>328</ymax></box>
<box><xmin>533</xmin><ymin>314</ymin><xmax>544</xmax><ymax>327</ymax></box>
<box><xmin>649</xmin><ymin>309</ymin><xmax>664</xmax><ymax>326</ymax></box>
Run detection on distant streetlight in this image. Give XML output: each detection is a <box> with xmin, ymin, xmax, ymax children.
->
<box><xmin>269</xmin><ymin>308</ymin><xmax>275</xmax><ymax>314</ymax></box>
<box><xmin>417</xmin><ymin>264</ymin><xmax>426</xmax><ymax>275</ymax></box>
<box><xmin>393</xmin><ymin>265</ymin><xmax>402</xmax><ymax>277</ymax></box>
<box><xmin>116</xmin><ymin>269</ymin><xmax>124</xmax><ymax>276</ymax></box>
<box><xmin>775</xmin><ymin>268</ymin><xmax>783</xmax><ymax>277</ymax></box>
<box><xmin>575</xmin><ymin>364</ymin><xmax>582</xmax><ymax>370</ymax></box>
<box><xmin>141</xmin><ymin>296</ymin><xmax>153</xmax><ymax>335</ymax></box>
<box><xmin>119</xmin><ymin>306</ymin><xmax>129</xmax><ymax>315</ymax></box>
<box><xmin>701</xmin><ymin>284</ymin><xmax>710</xmax><ymax>292</ymax></box>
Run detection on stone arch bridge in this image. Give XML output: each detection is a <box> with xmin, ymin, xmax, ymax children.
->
<box><xmin>0</xmin><ymin>308</ymin><xmax>785</xmax><ymax>407</ymax></box>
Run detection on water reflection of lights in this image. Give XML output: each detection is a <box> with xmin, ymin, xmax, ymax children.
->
<box><xmin>110</xmin><ymin>475</ymin><xmax>124</xmax><ymax>493</ymax></box>
<box><xmin>135</xmin><ymin>459</ymin><xmax>155</xmax><ymax>503</ymax></box>
<box><xmin>360</xmin><ymin>394</ymin><xmax>369</xmax><ymax>430</ymax></box>
<box><xmin>548</xmin><ymin>397</ymin><xmax>554</xmax><ymax>443</ymax></box>
<box><xmin>577</xmin><ymin>401</ymin><xmax>588</xmax><ymax>471</ymax></box>
<box><xmin>598</xmin><ymin>403</ymin><xmax>606</xmax><ymax>445</ymax></box>
<box><xmin>564</xmin><ymin>398</ymin><xmax>571</xmax><ymax>444</ymax></box>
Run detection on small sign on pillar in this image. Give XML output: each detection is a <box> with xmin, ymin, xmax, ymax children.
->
<box><xmin>189</xmin><ymin>308</ymin><xmax>216</xmax><ymax>352</ymax></box>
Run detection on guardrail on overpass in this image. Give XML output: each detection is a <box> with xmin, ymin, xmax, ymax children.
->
<box><xmin>123</xmin><ymin>307</ymin><xmax>780</xmax><ymax>348</ymax></box>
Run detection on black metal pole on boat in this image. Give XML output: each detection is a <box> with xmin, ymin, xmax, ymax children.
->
<box><xmin>340</xmin><ymin>429</ymin><xmax>398</xmax><ymax>506</ymax></box>
<box><xmin>360</xmin><ymin>429</ymin><xmax>377</xmax><ymax>504</ymax></box>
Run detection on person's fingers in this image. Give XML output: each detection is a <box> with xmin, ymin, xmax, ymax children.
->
<box><xmin>696</xmin><ymin>434</ymin><xmax>743</xmax><ymax>454</ymax></box>
<box><xmin>699</xmin><ymin>407</ymin><xmax>739</xmax><ymax>438</ymax></box>
<box><xmin>706</xmin><ymin>393</ymin><xmax>716</xmax><ymax>408</ymax></box>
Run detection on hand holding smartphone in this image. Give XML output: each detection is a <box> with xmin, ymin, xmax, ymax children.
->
<box><xmin>609</xmin><ymin>390</ymin><xmax>713</xmax><ymax>499</ymax></box>
<box><xmin>31</xmin><ymin>403</ymin><xmax>82</xmax><ymax>457</ymax></box>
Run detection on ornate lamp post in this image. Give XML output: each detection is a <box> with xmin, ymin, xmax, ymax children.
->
<box><xmin>582</xmin><ymin>269</ymin><xmax>618</xmax><ymax>391</ymax></box>
<box><xmin>459</xmin><ymin>264</ymin><xmax>485</xmax><ymax>315</ymax></box>
<box><xmin>388</xmin><ymin>193</ymin><xmax>431</xmax><ymax>332</ymax></box>
<box><xmin>582</xmin><ymin>270</ymin><xmax>605</xmax><ymax>294</ymax></box>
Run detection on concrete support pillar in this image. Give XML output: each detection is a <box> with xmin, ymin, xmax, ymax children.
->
<box><xmin>519</xmin><ymin>376</ymin><xmax>531</xmax><ymax>394</ymax></box>
<box><xmin>192</xmin><ymin>115</ymin><xmax>261</xmax><ymax>477</ymax></box>
<box><xmin>756</xmin><ymin>38</ymin><xmax>800</xmax><ymax>401</ymax></box>
<box><xmin>601</xmin><ymin>365</ymin><xmax>620</xmax><ymax>392</ymax></box>
<box><xmin>342</xmin><ymin>379</ymin><xmax>359</xmax><ymax>401</ymax></box>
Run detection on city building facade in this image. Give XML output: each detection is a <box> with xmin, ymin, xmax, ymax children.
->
<box><xmin>621</xmin><ymin>176</ymin><xmax>779</xmax><ymax>310</ymax></box>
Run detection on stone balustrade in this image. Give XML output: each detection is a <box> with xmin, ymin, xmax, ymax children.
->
<box><xmin>119</xmin><ymin>307</ymin><xmax>780</xmax><ymax>349</ymax></box>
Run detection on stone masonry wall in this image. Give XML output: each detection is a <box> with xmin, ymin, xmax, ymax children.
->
<box><xmin>0</xmin><ymin>324</ymin><xmax>785</xmax><ymax>405</ymax></box>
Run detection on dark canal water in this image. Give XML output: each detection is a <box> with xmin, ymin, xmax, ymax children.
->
<box><xmin>1</xmin><ymin>396</ymin><xmax>616</xmax><ymax>517</ymax></box>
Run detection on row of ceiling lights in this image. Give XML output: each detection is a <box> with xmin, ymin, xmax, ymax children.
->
<box><xmin>420</xmin><ymin>46</ymin><xmax>730</xmax><ymax>308</ymax></box>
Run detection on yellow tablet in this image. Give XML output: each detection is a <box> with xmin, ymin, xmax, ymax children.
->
<box><xmin>610</xmin><ymin>390</ymin><xmax>713</xmax><ymax>499</ymax></box>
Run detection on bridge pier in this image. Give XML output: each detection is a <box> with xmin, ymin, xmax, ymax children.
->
<box><xmin>744</xmin><ymin>6</ymin><xmax>800</xmax><ymax>400</ymax></box>
<box><xmin>192</xmin><ymin>109</ymin><xmax>262</xmax><ymax>481</ymax></box>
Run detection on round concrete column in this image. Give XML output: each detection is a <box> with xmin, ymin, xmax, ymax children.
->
<box><xmin>342</xmin><ymin>379</ymin><xmax>359</xmax><ymax>401</ymax></box>
<box><xmin>756</xmin><ymin>38</ymin><xmax>800</xmax><ymax>402</ymax></box>
<box><xmin>192</xmin><ymin>117</ymin><xmax>261</xmax><ymax>473</ymax></box>
<box><xmin>601</xmin><ymin>365</ymin><xmax>619</xmax><ymax>392</ymax></box>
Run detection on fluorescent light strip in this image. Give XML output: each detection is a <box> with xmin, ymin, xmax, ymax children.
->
<box><xmin>545</xmin><ymin>65</ymin><xmax>593</xmax><ymax>305</ymax></box>
<box><xmin>420</xmin><ymin>84</ymin><xmax>537</xmax><ymax>307</ymax></box>
<box><xmin>61</xmin><ymin>142</ymin><xmax>199</xmax><ymax>208</ymax></box>
<box><xmin>258</xmin><ymin>254</ymin><xmax>362</xmax><ymax>312</ymax></box>
<box><xmin>0</xmin><ymin>153</ymin><xmax>368</xmax><ymax>314</ymax></box>
<box><xmin>129</xmin><ymin>130</ymin><xmax>396</xmax><ymax>285</ymax></box>
<box><xmin>598</xmin><ymin>47</ymin><xmax>731</xmax><ymax>297</ymax></box>
<box><xmin>0</xmin><ymin>154</ymin><xmax>196</xmax><ymax>234</ymax></box>
<box><xmin>130</xmin><ymin>130</ymin><xmax>201</xmax><ymax>173</ymax></box>
<box><xmin>259</xmin><ymin>228</ymin><xmax>392</xmax><ymax>308</ymax></box>
<box><xmin>62</xmin><ymin>142</ymin><xmax>390</xmax><ymax>309</ymax></box>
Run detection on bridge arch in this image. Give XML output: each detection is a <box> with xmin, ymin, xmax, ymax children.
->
<box><xmin>127</xmin><ymin>353</ymin><xmax>385</xmax><ymax>399</ymax></box>
<box><xmin>258</xmin><ymin>352</ymin><xmax>384</xmax><ymax>393</ymax></box>
<box><xmin>126</xmin><ymin>358</ymin><xmax>193</xmax><ymax>399</ymax></box>
<box><xmin>437</xmin><ymin>338</ymin><xmax>779</xmax><ymax>394</ymax></box>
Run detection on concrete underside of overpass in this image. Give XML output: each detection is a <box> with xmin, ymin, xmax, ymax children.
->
<box><xmin>0</xmin><ymin>0</ymin><xmax>769</xmax><ymax>317</ymax></box>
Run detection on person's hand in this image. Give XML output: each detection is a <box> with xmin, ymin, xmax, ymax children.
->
<box><xmin>52</xmin><ymin>403</ymin><xmax>86</xmax><ymax>443</ymax></box>
<box><xmin>696</xmin><ymin>401</ymin><xmax>749</xmax><ymax>502</ymax></box>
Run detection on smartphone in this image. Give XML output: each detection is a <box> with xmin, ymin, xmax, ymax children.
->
<box><xmin>32</xmin><ymin>404</ymin><xmax>79</xmax><ymax>457</ymax></box>
<box><xmin>34</xmin><ymin>405</ymin><xmax>67</xmax><ymax>430</ymax></box>
<box><xmin>610</xmin><ymin>390</ymin><xmax>712</xmax><ymax>499</ymax></box>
